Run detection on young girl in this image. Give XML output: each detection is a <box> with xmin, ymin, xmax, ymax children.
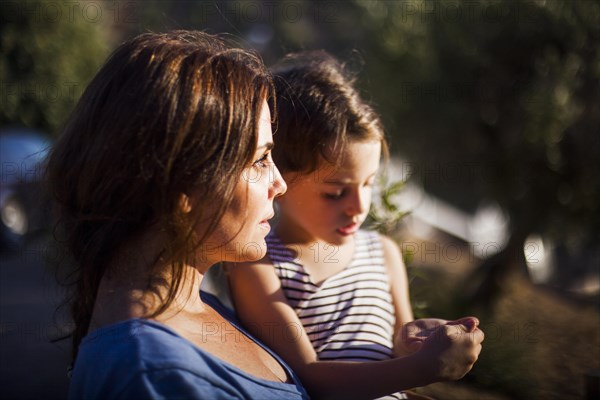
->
<box><xmin>227</xmin><ymin>51</ymin><xmax>483</xmax><ymax>399</ymax></box>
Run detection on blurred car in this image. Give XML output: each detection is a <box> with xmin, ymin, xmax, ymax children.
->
<box><xmin>0</xmin><ymin>128</ymin><xmax>53</xmax><ymax>249</ymax></box>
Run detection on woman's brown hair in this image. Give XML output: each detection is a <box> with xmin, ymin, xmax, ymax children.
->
<box><xmin>46</xmin><ymin>31</ymin><xmax>273</xmax><ymax>358</ymax></box>
<box><xmin>270</xmin><ymin>50</ymin><xmax>387</xmax><ymax>176</ymax></box>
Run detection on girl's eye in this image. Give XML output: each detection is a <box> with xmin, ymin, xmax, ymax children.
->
<box><xmin>323</xmin><ymin>190</ymin><xmax>345</xmax><ymax>200</ymax></box>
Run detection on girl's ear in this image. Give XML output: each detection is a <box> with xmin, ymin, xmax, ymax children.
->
<box><xmin>179</xmin><ymin>193</ymin><xmax>193</xmax><ymax>214</ymax></box>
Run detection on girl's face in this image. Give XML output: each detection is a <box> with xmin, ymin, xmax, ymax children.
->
<box><xmin>277</xmin><ymin>140</ymin><xmax>381</xmax><ymax>246</ymax></box>
<box><xmin>195</xmin><ymin>102</ymin><xmax>287</xmax><ymax>265</ymax></box>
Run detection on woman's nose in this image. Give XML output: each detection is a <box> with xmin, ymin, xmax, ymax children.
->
<box><xmin>270</xmin><ymin>163</ymin><xmax>287</xmax><ymax>198</ymax></box>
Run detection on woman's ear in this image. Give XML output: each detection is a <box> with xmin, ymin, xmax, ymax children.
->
<box><xmin>179</xmin><ymin>193</ymin><xmax>193</xmax><ymax>214</ymax></box>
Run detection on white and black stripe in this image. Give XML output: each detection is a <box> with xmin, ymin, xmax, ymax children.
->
<box><xmin>267</xmin><ymin>230</ymin><xmax>407</xmax><ymax>400</ymax></box>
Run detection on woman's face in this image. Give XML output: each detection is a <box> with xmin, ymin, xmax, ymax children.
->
<box><xmin>196</xmin><ymin>102</ymin><xmax>287</xmax><ymax>266</ymax></box>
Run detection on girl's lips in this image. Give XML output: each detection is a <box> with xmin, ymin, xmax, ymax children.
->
<box><xmin>337</xmin><ymin>222</ymin><xmax>359</xmax><ymax>236</ymax></box>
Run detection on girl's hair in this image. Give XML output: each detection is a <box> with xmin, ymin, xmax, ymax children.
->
<box><xmin>46</xmin><ymin>31</ymin><xmax>273</xmax><ymax>357</ymax></box>
<box><xmin>270</xmin><ymin>50</ymin><xmax>387</xmax><ymax>175</ymax></box>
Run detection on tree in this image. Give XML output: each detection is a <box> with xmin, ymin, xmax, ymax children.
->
<box><xmin>350</xmin><ymin>0</ymin><xmax>600</xmax><ymax>306</ymax></box>
<box><xmin>0</xmin><ymin>0</ymin><xmax>108</xmax><ymax>136</ymax></box>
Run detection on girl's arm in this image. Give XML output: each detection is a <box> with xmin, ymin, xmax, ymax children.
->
<box><xmin>380</xmin><ymin>234</ymin><xmax>415</xmax><ymax>354</ymax></box>
<box><xmin>227</xmin><ymin>258</ymin><xmax>483</xmax><ymax>400</ymax></box>
<box><xmin>226</xmin><ymin>258</ymin><xmax>318</xmax><ymax>369</ymax></box>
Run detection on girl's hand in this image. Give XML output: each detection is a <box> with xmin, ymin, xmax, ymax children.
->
<box><xmin>412</xmin><ymin>317</ymin><xmax>484</xmax><ymax>381</ymax></box>
<box><xmin>395</xmin><ymin>317</ymin><xmax>481</xmax><ymax>356</ymax></box>
<box><xmin>394</xmin><ymin>318</ymin><xmax>450</xmax><ymax>357</ymax></box>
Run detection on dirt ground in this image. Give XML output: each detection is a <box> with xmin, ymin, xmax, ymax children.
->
<box><xmin>419</xmin><ymin>382</ymin><xmax>512</xmax><ymax>400</ymax></box>
<box><xmin>391</xmin><ymin>228</ymin><xmax>600</xmax><ymax>400</ymax></box>
<box><xmin>413</xmin><ymin>272</ymin><xmax>600</xmax><ymax>400</ymax></box>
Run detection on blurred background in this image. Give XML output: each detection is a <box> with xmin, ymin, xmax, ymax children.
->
<box><xmin>1</xmin><ymin>1</ymin><xmax>598</xmax><ymax>399</ymax></box>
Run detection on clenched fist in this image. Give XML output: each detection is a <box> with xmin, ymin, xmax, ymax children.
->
<box><xmin>395</xmin><ymin>317</ymin><xmax>484</xmax><ymax>381</ymax></box>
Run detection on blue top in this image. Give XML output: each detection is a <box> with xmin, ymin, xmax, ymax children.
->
<box><xmin>69</xmin><ymin>292</ymin><xmax>309</xmax><ymax>399</ymax></box>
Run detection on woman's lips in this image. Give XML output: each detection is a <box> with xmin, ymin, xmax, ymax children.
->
<box><xmin>337</xmin><ymin>222</ymin><xmax>359</xmax><ymax>236</ymax></box>
<box><xmin>259</xmin><ymin>214</ymin><xmax>274</xmax><ymax>231</ymax></box>
<box><xmin>259</xmin><ymin>220</ymin><xmax>271</xmax><ymax>231</ymax></box>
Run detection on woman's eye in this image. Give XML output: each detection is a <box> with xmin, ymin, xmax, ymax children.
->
<box><xmin>253</xmin><ymin>153</ymin><xmax>270</xmax><ymax>168</ymax></box>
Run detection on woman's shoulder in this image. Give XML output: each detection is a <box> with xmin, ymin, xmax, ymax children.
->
<box><xmin>79</xmin><ymin>319</ymin><xmax>189</xmax><ymax>348</ymax></box>
<box><xmin>71</xmin><ymin>317</ymin><xmax>309</xmax><ymax>400</ymax></box>
<box><xmin>70</xmin><ymin>319</ymin><xmax>237</xmax><ymax>399</ymax></box>
<box><xmin>75</xmin><ymin>319</ymin><xmax>218</xmax><ymax>375</ymax></box>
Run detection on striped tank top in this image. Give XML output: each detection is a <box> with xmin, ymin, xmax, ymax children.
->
<box><xmin>267</xmin><ymin>230</ymin><xmax>408</xmax><ymax>400</ymax></box>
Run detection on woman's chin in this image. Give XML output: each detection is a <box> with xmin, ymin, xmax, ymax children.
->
<box><xmin>237</xmin><ymin>238</ymin><xmax>267</xmax><ymax>262</ymax></box>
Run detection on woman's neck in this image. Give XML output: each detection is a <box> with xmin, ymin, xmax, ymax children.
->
<box><xmin>88</xmin><ymin>232</ymin><xmax>212</xmax><ymax>331</ymax></box>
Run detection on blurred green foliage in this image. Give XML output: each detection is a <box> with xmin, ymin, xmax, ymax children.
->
<box><xmin>356</xmin><ymin>0</ymin><xmax>600</xmax><ymax>252</ymax></box>
<box><xmin>0</xmin><ymin>0</ymin><xmax>108</xmax><ymax>136</ymax></box>
<box><xmin>367</xmin><ymin>174</ymin><xmax>410</xmax><ymax>235</ymax></box>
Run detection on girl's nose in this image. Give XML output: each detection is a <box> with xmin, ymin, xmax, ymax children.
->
<box><xmin>346</xmin><ymin>187</ymin><xmax>369</xmax><ymax>216</ymax></box>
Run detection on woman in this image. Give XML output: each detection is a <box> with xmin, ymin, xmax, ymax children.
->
<box><xmin>47</xmin><ymin>31</ymin><xmax>303</xmax><ymax>399</ymax></box>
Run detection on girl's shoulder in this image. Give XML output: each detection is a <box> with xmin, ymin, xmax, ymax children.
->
<box><xmin>356</xmin><ymin>229</ymin><xmax>402</xmax><ymax>259</ymax></box>
<box><xmin>356</xmin><ymin>228</ymin><xmax>393</xmax><ymax>245</ymax></box>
